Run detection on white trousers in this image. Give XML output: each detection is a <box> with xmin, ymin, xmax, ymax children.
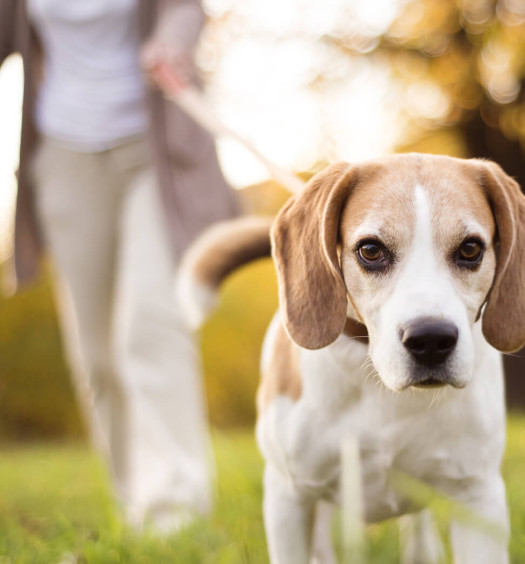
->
<box><xmin>32</xmin><ymin>136</ymin><xmax>213</xmax><ymax>530</ymax></box>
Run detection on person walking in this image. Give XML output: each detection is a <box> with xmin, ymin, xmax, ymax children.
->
<box><xmin>0</xmin><ymin>0</ymin><xmax>238</xmax><ymax>532</ymax></box>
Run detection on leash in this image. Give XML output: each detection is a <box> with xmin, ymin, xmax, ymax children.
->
<box><xmin>151</xmin><ymin>62</ymin><xmax>306</xmax><ymax>195</ymax></box>
<box><xmin>155</xmin><ymin>63</ymin><xmax>367</xmax><ymax>561</ymax></box>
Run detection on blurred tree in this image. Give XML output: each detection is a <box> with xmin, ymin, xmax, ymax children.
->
<box><xmin>324</xmin><ymin>0</ymin><xmax>525</xmax><ymax>182</ymax></box>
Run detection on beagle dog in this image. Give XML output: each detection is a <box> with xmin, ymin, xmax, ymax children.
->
<box><xmin>178</xmin><ymin>154</ymin><xmax>525</xmax><ymax>564</ymax></box>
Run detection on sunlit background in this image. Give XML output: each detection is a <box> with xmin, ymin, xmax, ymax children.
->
<box><xmin>3</xmin><ymin>0</ymin><xmax>524</xmax><ymax>266</ymax></box>
<box><xmin>1</xmin><ymin>0</ymin><xmax>525</xmax><ymax>433</ymax></box>
<box><xmin>0</xmin><ymin>0</ymin><xmax>408</xmax><ymax>263</ymax></box>
<box><xmin>199</xmin><ymin>0</ymin><xmax>406</xmax><ymax>187</ymax></box>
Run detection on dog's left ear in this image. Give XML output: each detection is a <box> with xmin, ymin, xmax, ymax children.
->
<box><xmin>478</xmin><ymin>160</ymin><xmax>525</xmax><ymax>353</ymax></box>
<box><xmin>271</xmin><ymin>162</ymin><xmax>356</xmax><ymax>350</ymax></box>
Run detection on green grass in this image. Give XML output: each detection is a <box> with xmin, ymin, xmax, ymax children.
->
<box><xmin>1</xmin><ymin>416</ymin><xmax>525</xmax><ymax>563</ymax></box>
<box><xmin>0</xmin><ymin>432</ymin><xmax>266</xmax><ymax>564</ymax></box>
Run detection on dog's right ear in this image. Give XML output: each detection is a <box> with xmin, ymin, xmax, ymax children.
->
<box><xmin>271</xmin><ymin>162</ymin><xmax>356</xmax><ymax>350</ymax></box>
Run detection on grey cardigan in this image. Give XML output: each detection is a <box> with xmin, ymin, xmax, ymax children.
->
<box><xmin>0</xmin><ymin>0</ymin><xmax>238</xmax><ymax>289</ymax></box>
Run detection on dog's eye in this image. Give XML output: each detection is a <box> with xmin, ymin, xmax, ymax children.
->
<box><xmin>359</xmin><ymin>244</ymin><xmax>383</xmax><ymax>262</ymax></box>
<box><xmin>456</xmin><ymin>238</ymin><xmax>484</xmax><ymax>268</ymax></box>
<box><xmin>356</xmin><ymin>241</ymin><xmax>391</xmax><ymax>271</ymax></box>
<box><xmin>459</xmin><ymin>241</ymin><xmax>481</xmax><ymax>260</ymax></box>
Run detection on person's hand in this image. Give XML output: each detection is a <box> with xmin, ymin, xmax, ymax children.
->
<box><xmin>140</xmin><ymin>41</ymin><xmax>194</xmax><ymax>90</ymax></box>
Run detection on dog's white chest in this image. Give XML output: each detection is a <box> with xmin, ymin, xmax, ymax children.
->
<box><xmin>257</xmin><ymin>333</ymin><xmax>506</xmax><ymax>522</ymax></box>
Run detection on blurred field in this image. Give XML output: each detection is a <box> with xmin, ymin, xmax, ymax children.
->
<box><xmin>1</xmin><ymin>417</ymin><xmax>525</xmax><ymax>563</ymax></box>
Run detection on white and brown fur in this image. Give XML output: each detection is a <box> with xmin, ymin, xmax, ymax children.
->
<box><xmin>178</xmin><ymin>154</ymin><xmax>525</xmax><ymax>564</ymax></box>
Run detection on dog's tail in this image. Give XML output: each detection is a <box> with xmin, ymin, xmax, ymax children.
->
<box><xmin>177</xmin><ymin>215</ymin><xmax>274</xmax><ymax>329</ymax></box>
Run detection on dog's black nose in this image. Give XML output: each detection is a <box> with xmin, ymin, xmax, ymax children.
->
<box><xmin>401</xmin><ymin>318</ymin><xmax>458</xmax><ymax>367</ymax></box>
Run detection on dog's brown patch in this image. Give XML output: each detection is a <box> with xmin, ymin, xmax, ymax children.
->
<box><xmin>257</xmin><ymin>321</ymin><xmax>302</xmax><ymax>413</ymax></box>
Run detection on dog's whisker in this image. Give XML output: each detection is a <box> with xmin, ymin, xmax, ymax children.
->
<box><xmin>501</xmin><ymin>352</ymin><xmax>522</xmax><ymax>358</ymax></box>
<box><xmin>360</xmin><ymin>356</ymin><xmax>373</xmax><ymax>371</ymax></box>
<box><xmin>428</xmin><ymin>389</ymin><xmax>441</xmax><ymax>409</ymax></box>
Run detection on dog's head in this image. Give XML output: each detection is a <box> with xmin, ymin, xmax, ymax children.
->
<box><xmin>271</xmin><ymin>154</ymin><xmax>525</xmax><ymax>391</ymax></box>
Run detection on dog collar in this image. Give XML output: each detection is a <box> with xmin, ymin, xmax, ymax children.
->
<box><xmin>343</xmin><ymin>317</ymin><xmax>369</xmax><ymax>343</ymax></box>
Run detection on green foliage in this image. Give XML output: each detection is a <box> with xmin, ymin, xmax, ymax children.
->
<box><xmin>503</xmin><ymin>412</ymin><xmax>525</xmax><ymax>562</ymax></box>
<box><xmin>0</xmin><ymin>264</ymin><xmax>84</xmax><ymax>441</ymax></box>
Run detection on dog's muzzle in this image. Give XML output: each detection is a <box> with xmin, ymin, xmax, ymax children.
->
<box><xmin>400</xmin><ymin>317</ymin><xmax>459</xmax><ymax>387</ymax></box>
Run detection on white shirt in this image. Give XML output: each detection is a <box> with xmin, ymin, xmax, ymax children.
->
<box><xmin>29</xmin><ymin>0</ymin><xmax>148</xmax><ymax>151</ymax></box>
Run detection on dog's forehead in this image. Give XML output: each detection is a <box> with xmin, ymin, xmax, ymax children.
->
<box><xmin>340</xmin><ymin>155</ymin><xmax>495</xmax><ymax>244</ymax></box>
<box><xmin>420</xmin><ymin>160</ymin><xmax>496</xmax><ymax>245</ymax></box>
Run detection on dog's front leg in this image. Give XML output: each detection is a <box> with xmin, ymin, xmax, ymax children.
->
<box><xmin>263</xmin><ymin>464</ymin><xmax>316</xmax><ymax>564</ymax></box>
<box><xmin>449</xmin><ymin>475</ymin><xmax>509</xmax><ymax>564</ymax></box>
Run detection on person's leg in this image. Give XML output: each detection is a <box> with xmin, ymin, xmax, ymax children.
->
<box><xmin>113</xmin><ymin>156</ymin><xmax>213</xmax><ymax>531</ymax></box>
<box><xmin>32</xmin><ymin>140</ymin><xmax>129</xmax><ymax>498</ymax></box>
